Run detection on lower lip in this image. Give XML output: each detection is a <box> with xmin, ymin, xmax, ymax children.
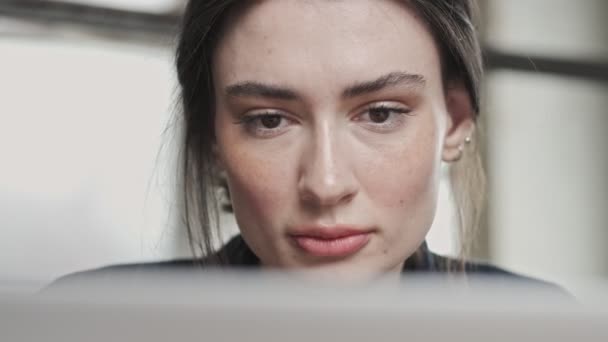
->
<box><xmin>292</xmin><ymin>233</ymin><xmax>371</xmax><ymax>257</ymax></box>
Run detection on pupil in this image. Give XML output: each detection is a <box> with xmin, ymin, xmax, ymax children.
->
<box><xmin>369</xmin><ymin>109</ymin><xmax>389</xmax><ymax>123</ymax></box>
<box><xmin>261</xmin><ymin>115</ymin><xmax>281</xmax><ymax>128</ymax></box>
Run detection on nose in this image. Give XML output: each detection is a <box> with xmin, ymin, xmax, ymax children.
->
<box><xmin>297</xmin><ymin>125</ymin><xmax>358</xmax><ymax>208</ymax></box>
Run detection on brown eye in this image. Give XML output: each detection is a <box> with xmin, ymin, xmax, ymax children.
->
<box><xmin>240</xmin><ymin>111</ymin><xmax>294</xmax><ymax>138</ymax></box>
<box><xmin>354</xmin><ymin>103</ymin><xmax>412</xmax><ymax>133</ymax></box>
<box><xmin>368</xmin><ymin>107</ymin><xmax>391</xmax><ymax>123</ymax></box>
<box><xmin>260</xmin><ymin>115</ymin><xmax>282</xmax><ymax>128</ymax></box>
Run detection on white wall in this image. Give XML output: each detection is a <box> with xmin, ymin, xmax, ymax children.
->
<box><xmin>0</xmin><ymin>34</ymin><xmax>187</xmax><ymax>290</ymax></box>
<box><xmin>485</xmin><ymin>0</ymin><xmax>607</xmax><ymax>62</ymax></box>
<box><xmin>484</xmin><ymin>0</ymin><xmax>608</xmax><ymax>295</ymax></box>
<box><xmin>486</xmin><ymin>72</ymin><xmax>608</xmax><ymax>283</ymax></box>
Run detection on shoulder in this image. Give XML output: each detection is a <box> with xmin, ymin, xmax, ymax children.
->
<box><xmin>45</xmin><ymin>236</ymin><xmax>254</xmax><ymax>291</ymax></box>
<box><xmin>430</xmin><ymin>252</ymin><xmax>568</xmax><ymax>294</ymax></box>
<box><xmin>45</xmin><ymin>259</ymin><xmax>202</xmax><ymax>291</ymax></box>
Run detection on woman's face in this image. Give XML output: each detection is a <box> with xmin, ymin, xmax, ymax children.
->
<box><xmin>213</xmin><ymin>0</ymin><xmax>472</xmax><ymax>279</ymax></box>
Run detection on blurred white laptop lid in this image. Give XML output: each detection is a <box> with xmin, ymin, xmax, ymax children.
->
<box><xmin>2</xmin><ymin>271</ymin><xmax>607</xmax><ymax>342</ymax></box>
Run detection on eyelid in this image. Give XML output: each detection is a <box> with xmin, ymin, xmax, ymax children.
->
<box><xmin>350</xmin><ymin>101</ymin><xmax>413</xmax><ymax>134</ymax></box>
<box><xmin>237</xmin><ymin>108</ymin><xmax>298</xmax><ymax>122</ymax></box>
<box><xmin>236</xmin><ymin>109</ymin><xmax>297</xmax><ymax>139</ymax></box>
<box><xmin>352</xmin><ymin>101</ymin><xmax>412</xmax><ymax>120</ymax></box>
<box><xmin>366</xmin><ymin>101</ymin><xmax>411</xmax><ymax>111</ymax></box>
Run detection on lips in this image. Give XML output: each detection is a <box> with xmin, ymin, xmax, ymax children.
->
<box><xmin>289</xmin><ymin>226</ymin><xmax>373</xmax><ymax>257</ymax></box>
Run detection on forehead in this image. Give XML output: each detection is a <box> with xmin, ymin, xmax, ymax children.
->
<box><xmin>213</xmin><ymin>0</ymin><xmax>442</xmax><ymax>95</ymax></box>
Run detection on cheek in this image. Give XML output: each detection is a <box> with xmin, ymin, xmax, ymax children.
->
<box><xmin>217</xmin><ymin>136</ymin><xmax>295</xmax><ymax>229</ymax></box>
<box><xmin>227</xmin><ymin>157</ymin><xmax>282</xmax><ymax>216</ymax></box>
<box><xmin>360</xmin><ymin>122</ymin><xmax>442</xmax><ymax>213</ymax></box>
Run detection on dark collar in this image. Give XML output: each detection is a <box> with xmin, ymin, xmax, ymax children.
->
<box><xmin>215</xmin><ymin>235</ymin><xmax>440</xmax><ymax>272</ymax></box>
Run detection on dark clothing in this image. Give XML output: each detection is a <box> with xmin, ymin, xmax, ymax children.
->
<box><xmin>49</xmin><ymin>235</ymin><xmax>560</xmax><ymax>292</ymax></box>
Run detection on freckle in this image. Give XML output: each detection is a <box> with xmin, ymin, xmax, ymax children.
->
<box><xmin>383</xmin><ymin>249</ymin><xmax>388</xmax><ymax>254</ymax></box>
<box><xmin>399</xmin><ymin>199</ymin><xmax>404</xmax><ymax>205</ymax></box>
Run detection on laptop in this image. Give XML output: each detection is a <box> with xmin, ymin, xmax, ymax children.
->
<box><xmin>2</xmin><ymin>271</ymin><xmax>607</xmax><ymax>342</ymax></box>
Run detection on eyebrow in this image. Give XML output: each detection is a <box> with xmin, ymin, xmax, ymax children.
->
<box><xmin>226</xmin><ymin>82</ymin><xmax>298</xmax><ymax>100</ymax></box>
<box><xmin>224</xmin><ymin>71</ymin><xmax>426</xmax><ymax>101</ymax></box>
<box><xmin>342</xmin><ymin>71</ymin><xmax>426</xmax><ymax>98</ymax></box>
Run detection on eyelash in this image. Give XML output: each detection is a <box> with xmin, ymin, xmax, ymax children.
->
<box><xmin>355</xmin><ymin>104</ymin><xmax>412</xmax><ymax>132</ymax></box>
<box><xmin>238</xmin><ymin>111</ymin><xmax>293</xmax><ymax>138</ymax></box>
<box><xmin>237</xmin><ymin>103</ymin><xmax>413</xmax><ymax>138</ymax></box>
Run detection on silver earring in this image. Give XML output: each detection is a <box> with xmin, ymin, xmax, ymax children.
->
<box><xmin>464</xmin><ymin>136</ymin><xmax>472</xmax><ymax>144</ymax></box>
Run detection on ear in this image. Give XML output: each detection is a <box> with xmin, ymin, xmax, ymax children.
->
<box><xmin>442</xmin><ymin>79</ymin><xmax>476</xmax><ymax>163</ymax></box>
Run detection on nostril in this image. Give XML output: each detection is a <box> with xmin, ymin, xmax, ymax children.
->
<box><xmin>298</xmin><ymin>181</ymin><xmax>357</xmax><ymax>208</ymax></box>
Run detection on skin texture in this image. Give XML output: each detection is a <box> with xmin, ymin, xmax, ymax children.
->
<box><xmin>212</xmin><ymin>0</ymin><xmax>474</xmax><ymax>280</ymax></box>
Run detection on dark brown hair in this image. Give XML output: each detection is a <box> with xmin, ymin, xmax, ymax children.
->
<box><xmin>175</xmin><ymin>0</ymin><xmax>485</xmax><ymax>269</ymax></box>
